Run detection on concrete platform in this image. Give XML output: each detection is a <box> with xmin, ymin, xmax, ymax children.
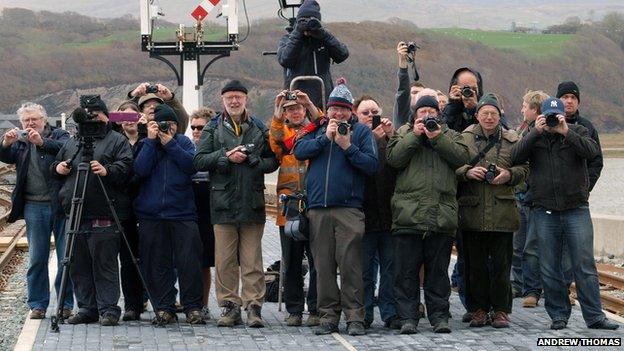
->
<box><xmin>16</xmin><ymin>224</ymin><xmax>624</xmax><ymax>351</ymax></box>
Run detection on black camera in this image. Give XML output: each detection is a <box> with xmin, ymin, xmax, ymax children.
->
<box><xmin>298</xmin><ymin>17</ymin><xmax>322</xmax><ymax>32</ymax></box>
<box><xmin>484</xmin><ymin>163</ymin><xmax>498</xmax><ymax>184</ymax></box>
<box><xmin>461</xmin><ymin>86</ymin><xmax>474</xmax><ymax>98</ymax></box>
<box><xmin>407</xmin><ymin>41</ymin><xmax>420</xmax><ymax>54</ymax></box>
<box><xmin>286</xmin><ymin>91</ymin><xmax>298</xmax><ymax>101</ymax></box>
<box><xmin>240</xmin><ymin>143</ymin><xmax>259</xmax><ymax>167</ymax></box>
<box><xmin>424</xmin><ymin>115</ymin><xmax>440</xmax><ymax>132</ymax></box>
<box><xmin>157</xmin><ymin>121</ymin><xmax>170</xmax><ymax>133</ymax></box>
<box><xmin>73</xmin><ymin>95</ymin><xmax>108</xmax><ymax>139</ymax></box>
<box><xmin>146</xmin><ymin>84</ymin><xmax>159</xmax><ymax>94</ymax></box>
<box><xmin>545</xmin><ymin>113</ymin><xmax>560</xmax><ymax>128</ymax></box>
<box><xmin>337</xmin><ymin>121</ymin><xmax>351</xmax><ymax>136</ymax></box>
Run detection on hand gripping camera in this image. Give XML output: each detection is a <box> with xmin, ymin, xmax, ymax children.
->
<box><xmin>337</xmin><ymin>121</ymin><xmax>351</xmax><ymax>136</ymax></box>
<box><xmin>545</xmin><ymin>113</ymin><xmax>560</xmax><ymax>128</ymax></box>
<box><xmin>461</xmin><ymin>86</ymin><xmax>474</xmax><ymax>98</ymax></box>
<box><xmin>484</xmin><ymin>163</ymin><xmax>498</xmax><ymax>184</ymax></box>
<box><xmin>424</xmin><ymin>115</ymin><xmax>440</xmax><ymax>132</ymax></box>
<box><xmin>240</xmin><ymin>143</ymin><xmax>260</xmax><ymax>167</ymax></box>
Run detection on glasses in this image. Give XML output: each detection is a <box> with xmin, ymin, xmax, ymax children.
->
<box><xmin>190</xmin><ymin>125</ymin><xmax>205</xmax><ymax>131</ymax></box>
<box><xmin>359</xmin><ymin>110</ymin><xmax>380</xmax><ymax>116</ymax></box>
<box><xmin>21</xmin><ymin>117</ymin><xmax>43</xmax><ymax>124</ymax></box>
<box><xmin>479</xmin><ymin>111</ymin><xmax>500</xmax><ymax>118</ymax></box>
<box><xmin>223</xmin><ymin>95</ymin><xmax>246</xmax><ymax>102</ymax></box>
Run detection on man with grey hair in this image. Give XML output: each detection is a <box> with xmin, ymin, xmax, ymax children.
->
<box><xmin>0</xmin><ymin>102</ymin><xmax>73</xmax><ymax>319</ymax></box>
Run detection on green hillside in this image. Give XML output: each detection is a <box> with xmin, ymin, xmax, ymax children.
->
<box><xmin>428</xmin><ymin>28</ymin><xmax>574</xmax><ymax>57</ymax></box>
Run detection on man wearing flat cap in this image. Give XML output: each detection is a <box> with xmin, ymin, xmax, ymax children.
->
<box><xmin>194</xmin><ymin>80</ymin><xmax>279</xmax><ymax>328</ymax></box>
<box><xmin>127</xmin><ymin>82</ymin><xmax>190</xmax><ymax>132</ymax></box>
<box><xmin>133</xmin><ymin>104</ymin><xmax>205</xmax><ymax>325</ymax></box>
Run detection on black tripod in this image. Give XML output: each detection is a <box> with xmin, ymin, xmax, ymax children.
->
<box><xmin>50</xmin><ymin>136</ymin><xmax>159</xmax><ymax>332</ymax></box>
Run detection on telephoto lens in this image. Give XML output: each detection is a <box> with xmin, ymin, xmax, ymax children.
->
<box><xmin>424</xmin><ymin>116</ymin><xmax>439</xmax><ymax>132</ymax></box>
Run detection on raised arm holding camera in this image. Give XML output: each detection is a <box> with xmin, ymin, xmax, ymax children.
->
<box><xmin>0</xmin><ymin>103</ymin><xmax>73</xmax><ymax>320</ymax></box>
<box><xmin>442</xmin><ymin>68</ymin><xmax>483</xmax><ymax>132</ymax></box>
<box><xmin>127</xmin><ymin>82</ymin><xmax>189</xmax><ymax>132</ymax></box>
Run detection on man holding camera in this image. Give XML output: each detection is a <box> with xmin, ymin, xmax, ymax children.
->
<box><xmin>512</xmin><ymin>98</ymin><xmax>618</xmax><ymax>331</ymax></box>
<box><xmin>133</xmin><ymin>104</ymin><xmax>204</xmax><ymax>324</ymax></box>
<box><xmin>269</xmin><ymin>89</ymin><xmax>320</xmax><ymax>327</ymax></box>
<box><xmin>443</xmin><ymin>68</ymin><xmax>483</xmax><ymax>133</ymax></box>
<box><xmin>52</xmin><ymin>98</ymin><xmax>132</xmax><ymax>326</ymax></box>
<box><xmin>128</xmin><ymin>83</ymin><xmax>189</xmax><ymax>132</ymax></box>
<box><xmin>392</xmin><ymin>42</ymin><xmax>426</xmax><ymax>126</ymax></box>
<box><xmin>386</xmin><ymin>95</ymin><xmax>469</xmax><ymax>334</ymax></box>
<box><xmin>456</xmin><ymin>93</ymin><xmax>528</xmax><ymax>329</ymax></box>
<box><xmin>194</xmin><ymin>80</ymin><xmax>278</xmax><ymax>328</ymax></box>
<box><xmin>277</xmin><ymin>0</ymin><xmax>349</xmax><ymax>108</ymax></box>
<box><xmin>0</xmin><ymin>102</ymin><xmax>73</xmax><ymax>320</ymax></box>
<box><xmin>294</xmin><ymin>80</ymin><xmax>378</xmax><ymax>336</ymax></box>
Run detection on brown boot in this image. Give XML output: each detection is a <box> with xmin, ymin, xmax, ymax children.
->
<box><xmin>469</xmin><ymin>309</ymin><xmax>488</xmax><ymax>327</ymax></box>
<box><xmin>29</xmin><ymin>309</ymin><xmax>45</xmax><ymax>319</ymax></box>
<box><xmin>522</xmin><ymin>295</ymin><xmax>539</xmax><ymax>308</ymax></box>
<box><xmin>217</xmin><ymin>301</ymin><xmax>242</xmax><ymax>327</ymax></box>
<box><xmin>247</xmin><ymin>305</ymin><xmax>265</xmax><ymax>328</ymax></box>
<box><xmin>491</xmin><ymin>311</ymin><xmax>510</xmax><ymax>328</ymax></box>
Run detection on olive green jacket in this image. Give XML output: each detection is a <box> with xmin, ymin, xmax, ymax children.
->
<box><xmin>387</xmin><ymin>123</ymin><xmax>469</xmax><ymax>235</ymax></box>
<box><xmin>456</xmin><ymin>124</ymin><xmax>529</xmax><ymax>232</ymax></box>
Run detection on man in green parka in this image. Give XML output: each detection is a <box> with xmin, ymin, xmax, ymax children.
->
<box><xmin>456</xmin><ymin>93</ymin><xmax>528</xmax><ymax>329</ymax></box>
<box><xmin>387</xmin><ymin>95</ymin><xmax>469</xmax><ymax>334</ymax></box>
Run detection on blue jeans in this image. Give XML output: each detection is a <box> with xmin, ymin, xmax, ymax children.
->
<box><xmin>533</xmin><ymin>206</ymin><xmax>605</xmax><ymax>326</ymax></box>
<box><xmin>361</xmin><ymin>231</ymin><xmax>396</xmax><ymax>323</ymax></box>
<box><xmin>512</xmin><ymin>204</ymin><xmax>543</xmax><ymax>298</ymax></box>
<box><xmin>24</xmin><ymin>202</ymin><xmax>73</xmax><ymax>310</ymax></box>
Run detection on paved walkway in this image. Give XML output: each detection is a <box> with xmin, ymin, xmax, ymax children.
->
<box><xmin>23</xmin><ymin>224</ymin><xmax>624</xmax><ymax>351</ymax></box>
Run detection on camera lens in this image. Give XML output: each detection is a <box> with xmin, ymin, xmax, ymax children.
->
<box><xmin>424</xmin><ymin>116</ymin><xmax>439</xmax><ymax>132</ymax></box>
<box><xmin>461</xmin><ymin>86</ymin><xmax>474</xmax><ymax>98</ymax></box>
<box><xmin>158</xmin><ymin>121</ymin><xmax>169</xmax><ymax>133</ymax></box>
<box><xmin>546</xmin><ymin>114</ymin><xmax>559</xmax><ymax>128</ymax></box>
<box><xmin>337</xmin><ymin>123</ymin><xmax>349</xmax><ymax>135</ymax></box>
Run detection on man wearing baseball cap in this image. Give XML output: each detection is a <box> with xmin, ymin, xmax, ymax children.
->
<box><xmin>512</xmin><ymin>98</ymin><xmax>618</xmax><ymax>331</ymax></box>
<box><xmin>127</xmin><ymin>82</ymin><xmax>190</xmax><ymax>132</ymax></box>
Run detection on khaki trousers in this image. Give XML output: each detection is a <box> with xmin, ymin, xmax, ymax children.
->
<box><xmin>308</xmin><ymin>207</ymin><xmax>365</xmax><ymax>324</ymax></box>
<box><xmin>213</xmin><ymin>223</ymin><xmax>265</xmax><ymax>309</ymax></box>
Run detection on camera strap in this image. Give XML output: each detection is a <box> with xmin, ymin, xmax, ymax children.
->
<box><xmin>469</xmin><ymin>129</ymin><xmax>501</xmax><ymax>167</ymax></box>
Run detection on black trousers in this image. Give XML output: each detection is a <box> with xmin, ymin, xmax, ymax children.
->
<box><xmin>138</xmin><ymin>220</ymin><xmax>203</xmax><ymax>314</ymax></box>
<box><xmin>463</xmin><ymin>231</ymin><xmax>513</xmax><ymax>314</ymax></box>
<box><xmin>119</xmin><ymin>217</ymin><xmax>143</xmax><ymax>313</ymax></box>
<box><xmin>279</xmin><ymin>226</ymin><xmax>317</xmax><ymax>314</ymax></box>
<box><xmin>70</xmin><ymin>223</ymin><xmax>121</xmax><ymax>318</ymax></box>
<box><xmin>393</xmin><ymin>232</ymin><xmax>453</xmax><ymax>325</ymax></box>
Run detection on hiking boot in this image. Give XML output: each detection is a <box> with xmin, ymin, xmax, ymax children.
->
<box><xmin>305</xmin><ymin>313</ymin><xmax>320</xmax><ymax>327</ymax></box>
<box><xmin>67</xmin><ymin>312</ymin><xmax>98</xmax><ymax>325</ymax></box>
<box><xmin>217</xmin><ymin>301</ymin><xmax>242</xmax><ymax>327</ymax></box>
<box><xmin>400</xmin><ymin>319</ymin><xmax>418</xmax><ymax>334</ymax></box>
<box><xmin>461</xmin><ymin>312</ymin><xmax>473</xmax><ymax>323</ymax></box>
<box><xmin>62</xmin><ymin>309</ymin><xmax>73</xmax><ymax>320</ymax></box>
<box><xmin>29</xmin><ymin>309</ymin><xmax>45</xmax><ymax>319</ymax></box>
<box><xmin>433</xmin><ymin>320</ymin><xmax>451</xmax><ymax>333</ymax></box>
<box><xmin>100</xmin><ymin>313</ymin><xmax>119</xmax><ymax>326</ymax></box>
<box><xmin>550</xmin><ymin>320</ymin><xmax>567</xmax><ymax>330</ymax></box>
<box><xmin>122</xmin><ymin>310</ymin><xmax>140</xmax><ymax>321</ymax></box>
<box><xmin>523</xmin><ymin>295</ymin><xmax>539</xmax><ymax>308</ymax></box>
<box><xmin>186</xmin><ymin>309</ymin><xmax>206</xmax><ymax>324</ymax></box>
<box><xmin>247</xmin><ymin>305</ymin><xmax>265</xmax><ymax>328</ymax></box>
<box><xmin>469</xmin><ymin>309</ymin><xmax>488</xmax><ymax>328</ymax></box>
<box><xmin>151</xmin><ymin>310</ymin><xmax>177</xmax><ymax>325</ymax></box>
<box><xmin>347</xmin><ymin>321</ymin><xmax>366</xmax><ymax>336</ymax></box>
<box><xmin>491</xmin><ymin>311</ymin><xmax>510</xmax><ymax>328</ymax></box>
<box><xmin>314</xmin><ymin>322</ymin><xmax>338</xmax><ymax>335</ymax></box>
<box><xmin>588</xmin><ymin>319</ymin><xmax>620</xmax><ymax>330</ymax></box>
<box><xmin>285</xmin><ymin>313</ymin><xmax>302</xmax><ymax>326</ymax></box>
<box><xmin>384</xmin><ymin>317</ymin><xmax>402</xmax><ymax>330</ymax></box>
<box><xmin>201</xmin><ymin>306</ymin><xmax>211</xmax><ymax>321</ymax></box>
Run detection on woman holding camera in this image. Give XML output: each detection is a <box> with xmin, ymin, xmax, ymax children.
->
<box><xmin>455</xmin><ymin>93</ymin><xmax>528</xmax><ymax>329</ymax></box>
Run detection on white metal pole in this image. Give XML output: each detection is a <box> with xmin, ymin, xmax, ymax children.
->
<box><xmin>182</xmin><ymin>59</ymin><xmax>202</xmax><ymax>137</ymax></box>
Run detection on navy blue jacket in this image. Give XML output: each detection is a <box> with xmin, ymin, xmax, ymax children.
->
<box><xmin>0</xmin><ymin>125</ymin><xmax>69</xmax><ymax>222</ymax></box>
<box><xmin>133</xmin><ymin>134</ymin><xmax>197</xmax><ymax>221</ymax></box>
<box><xmin>294</xmin><ymin>116</ymin><xmax>378</xmax><ymax>209</ymax></box>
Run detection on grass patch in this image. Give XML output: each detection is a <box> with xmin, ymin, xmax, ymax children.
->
<box><xmin>428</xmin><ymin>28</ymin><xmax>574</xmax><ymax>57</ymax></box>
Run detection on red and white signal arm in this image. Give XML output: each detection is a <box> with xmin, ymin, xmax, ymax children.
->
<box><xmin>191</xmin><ymin>0</ymin><xmax>221</xmax><ymax>21</ymax></box>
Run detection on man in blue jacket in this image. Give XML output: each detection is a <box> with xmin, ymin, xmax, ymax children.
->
<box><xmin>133</xmin><ymin>104</ymin><xmax>204</xmax><ymax>325</ymax></box>
<box><xmin>0</xmin><ymin>102</ymin><xmax>73</xmax><ymax>320</ymax></box>
<box><xmin>294</xmin><ymin>80</ymin><xmax>378</xmax><ymax>336</ymax></box>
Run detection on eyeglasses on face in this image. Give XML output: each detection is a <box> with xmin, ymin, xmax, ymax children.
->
<box><xmin>359</xmin><ymin>110</ymin><xmax>380</xmax><ymax>116</ymax></box>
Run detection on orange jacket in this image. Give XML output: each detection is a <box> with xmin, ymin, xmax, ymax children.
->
<box><xmin>269</xmin><ymin>117</ymin><xmax>308</xmax><ymax>226</ymax></box>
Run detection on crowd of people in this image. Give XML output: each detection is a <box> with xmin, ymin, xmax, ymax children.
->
<box><xmin>0</xmin><ymin>0</ymin><xmax>619</xmax><ymax>338</ymax></box>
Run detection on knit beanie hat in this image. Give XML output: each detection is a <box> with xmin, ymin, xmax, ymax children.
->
<box><xmin>414</xmin><ymin>95</ymin><xmax>439</xmax><ymax>112</ymax></box>
<box><xmin>154</xmin><ymin>104</ymin><xmax>178</xmax><ymax>124</ymax></box>
<box><xmin>476</xmin><ymin>93</ymin><xmax>501</xmax><ymax>114</ymax></box>
<box><xmin>556</xmin><ymin>81</ymin><xmax>580</xmax><ymax>102</ymax></box>
<box><xmin>297</xmin><ymin>0</ymin><xmax>321</xmax><ymax>20</ymax></box>
<box><xmin>221</xmin><ymin>80</ymin><xmax>248</xmax><ymax>95</ymax></box>
<box><xmin>327</xmin><ymin>78</ymin><xmax>353</xmax><ymax>110</ymax></box>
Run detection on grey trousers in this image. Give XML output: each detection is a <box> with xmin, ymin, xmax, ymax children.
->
<box><xmin>308</xmin><ymin>207</ymin><xmax>365</xmax><ymax>324</ymax></box>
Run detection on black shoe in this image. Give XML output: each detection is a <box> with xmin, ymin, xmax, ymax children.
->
<box><xmin>433</xmin><ymin>320</ymin><xmax>451</xmax><ymax>333</ymax></box>
<box><xmin>588</xmin><ymin>319</ymin><xmax>620</xmax><ymax>330</ymax></box>
<box><xmin>550</xmin><ymin>320</ymin><xmax>567</xmax><ymax>330</ymax></box>
<box><xmin>461</xmin><ymin>312</ymin><xmax>473</xmax><ymax>323</ymax></box>
<box><xmin>67</xmin><ymin>312</ymin><xmax>98</xmax><ymax>325</ymax></box>
<box><xmin>100</xmin><ymin>313</ymin><xmax>119</xmax><ymax>326</ymax></box>
<box><xmin>314</xmin><ymin>322</ymin><xmax>338</xmax><ymax>335</ymax></box>
<box><xmin>384</xmin><ymin>317</ymin><xmax>402</xmax><ymax>330</ymax></box>
<box><xmin>122</xmin><ymin>310</ymin><xmax>140</xmax><ymax>321</ymax></box>
<box><xmin>347</xmin><ymin>321</ymin><xmax>366</xmax><ymax>336</ymax></box>
<box><xmin>363</xmin><ymin>319</ymin><xmax>372</xmax><ymax>329</ymax></box>
<box><xmin>400</xmin><ymin>319</ymin><xmax>418</xmax><ymax>334</ymax></box>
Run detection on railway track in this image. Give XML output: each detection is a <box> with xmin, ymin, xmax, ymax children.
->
<box><xmin>569</xmin><ymin>264</ymin><xmax>624</xmax><ymax>316</ymax></box>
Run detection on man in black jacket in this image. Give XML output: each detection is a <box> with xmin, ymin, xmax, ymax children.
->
<box><xmin>511</xmin><ymin>97</ymin><xmax>618</xmax><ymax>331</ymax></box>
<box><xmin>277</xmin><ymin>0</ymin><xmax>349</xmax><ymax>108</ymax></box>
<box><xmin>0</xmin><ymin>102</ymin><xmax>72</xmax><ymax>320</ymax></box>
<box><xmin>556</xmin><ymin>81</ymin><xmax>603</xmax><ymax>191</ymax></box>
<box><xmin>52</xmin><ymin>98</ymin><xmax>133</xmax><ymax>326</ymax></box>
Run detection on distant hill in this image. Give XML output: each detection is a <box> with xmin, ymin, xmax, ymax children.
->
<box><xmin>1</xmin><ymin>0</ymin><xmax>624</xmax><ymax>29</ymax></box>
<box><xmin>1</xmin><ymin>8</ymin><xmax>623</xmax><ymax>131</ymax></box>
